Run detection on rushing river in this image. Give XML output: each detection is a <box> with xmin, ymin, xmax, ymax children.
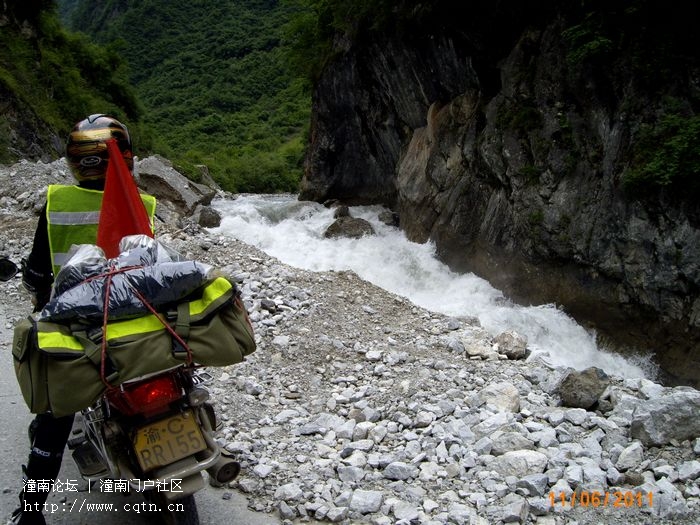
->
<box><xmin>211</xmin><ymin>194</ymin><xmax>656</xmax><ymax>380</ymax></box>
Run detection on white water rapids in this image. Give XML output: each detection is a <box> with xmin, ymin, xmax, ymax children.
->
<box><xmin>211</xmin><ymin>194</ymin><xmax>656</xmax><ymax>380</ymax></box>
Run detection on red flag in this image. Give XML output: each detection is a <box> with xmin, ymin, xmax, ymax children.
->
<box><xmin>96</xmin><ymin>138</ymin><xmax>153</xmax><ymax>258</ymax></box>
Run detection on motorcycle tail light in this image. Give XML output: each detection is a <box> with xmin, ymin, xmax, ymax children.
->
<box><xmin>107</xmin><ymin>374</ymin><xmax>182</xmax><ymax>417</ymax></box>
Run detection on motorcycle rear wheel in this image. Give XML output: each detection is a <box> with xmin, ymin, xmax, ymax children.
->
<box><xmin>155</xmin><ymin>494</ymin><xmax>200</xmax><ymax>525</ymax></box>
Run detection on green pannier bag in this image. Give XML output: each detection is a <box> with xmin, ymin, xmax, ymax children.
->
<box><xmin>12</xmin><ymin>317</ymin><xmax>50</xmax><ymax>415</ymax></box>
<box><xmin>12</xmin><ymin>277</ymin><xmax>256</xmax><ymax>417</ymax></box>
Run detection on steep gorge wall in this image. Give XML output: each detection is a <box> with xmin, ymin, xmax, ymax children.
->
<box><xmin>0</xmin><ymin>2</ymin><xmax>63</xmax><ymax>162</ymax></box>
<box><xmin>300</xmin><ymin>7</ymin><xmax>700</xmax><ymax>386</ymax></box>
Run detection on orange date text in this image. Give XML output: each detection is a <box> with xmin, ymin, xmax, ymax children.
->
<box><xmin>549</xmin><ymin>491</ymin><xmax>653</xmax><ymax>509</ymax></box>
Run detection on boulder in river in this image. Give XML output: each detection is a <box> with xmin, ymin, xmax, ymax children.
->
<box><xmin>324</xmin><ymin>216</ymin><xmax>375</xmax><ymax>239</ymax></box>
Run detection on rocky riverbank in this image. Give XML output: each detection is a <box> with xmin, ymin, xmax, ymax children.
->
<box><xmin>1</xmin><ymin>159</ymin><xmax>699</xmax><ymax>525</ymax></box>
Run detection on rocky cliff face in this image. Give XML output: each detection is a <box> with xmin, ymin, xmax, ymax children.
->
<box><xmin>0</xmin><ymin>83</ymin><xmax>62</xmax><ymax>162</ymax></box>
<box><xmin>300</xmin><ymin>5</ymin><xmax>700</xmax><ymax>386</ymax></box>
<box><xmin>0</xmin><ymin>2</ymin><xmax>62</xmax><ymax>162</ymax></box>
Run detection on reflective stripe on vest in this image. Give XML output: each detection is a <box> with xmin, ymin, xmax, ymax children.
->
<box><xmin>35</xmin><ymin>277</ymin><xmax>233</xmax><ymax>353</ymax></box>
<box><xmin>46</xmin><ymin>185</ymin><xmax>156</xmax><ymax>275</ymax></box>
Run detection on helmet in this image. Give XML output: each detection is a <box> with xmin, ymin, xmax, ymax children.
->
<box><xmin>66</xmin><ymin>114</ymin><xmax>133</xmax><ymax>184</ymax></box>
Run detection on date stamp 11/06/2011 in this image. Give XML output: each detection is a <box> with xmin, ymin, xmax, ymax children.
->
<box><xmin>549</xmin><ymin>491</ymin><xmax>653</xmax><ymax>509</ymax></box>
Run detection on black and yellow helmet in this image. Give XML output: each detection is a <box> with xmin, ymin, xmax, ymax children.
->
<box><xmin>66</xmin><ymin>114</ymin><xmax>133</xmax><ymax>184</ymax></box>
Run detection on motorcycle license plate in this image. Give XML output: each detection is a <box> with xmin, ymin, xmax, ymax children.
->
<box><xmin>133</xmin><ymin>410</ymin><xmax>207</xmax><ymax>471</ymax></box>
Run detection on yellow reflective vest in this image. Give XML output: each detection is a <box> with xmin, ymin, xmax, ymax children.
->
<box><xmin>46</xmin><ymin>185</ymin><xmax>156</xmax><ymax>275</ymax></box>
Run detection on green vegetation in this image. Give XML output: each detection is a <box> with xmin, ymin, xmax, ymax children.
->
<box><xmin>561</xmin><ymin>0</ymin><xmax>698</xmax><ymax>88</ymax></box>
<box><xmin>61</xmin><ymin>0</ymin><xmax>311</xmax><ymax>193</ymax></box>
<box><xmin>283</xmin><ymin>0</ymin><xmax>436</xmax><ymax>81</ymax></box>
<box><xmin>0</xmin><ymin>117</ymin><xmax>13</xmax><ymax>164</ymax></box>
<box><xmin>624</xmin><ymin>109</ymin><xmax>700</xmax><ymax>197</ymax></box>
<box><xmin>557</xmin><ymin>1</ymin><xmax>700</xmax><ymax>199</ymax></box>
<box><xmin>496</xmin><ymin>101</ymin><xmax>544</xmax><ymax>135</ymax></box>
<box><xmin>561</xmin><ymin>18</ymin><xmax>613</xmax><ymax>67</ymax></box>
<box><xmin>519</xmin><ymin>165</ymin><xmax>541</xmax><ymax>185</ymax></box>
<box><xmin>0</xmin><ymin>2</ymin><xmax>140</xmax><ymax>149</ymax></box>
<box><xmin>528</xmin><ymin>209</ymin><xmax>545</xmax><ymax>227</ymax></box>
<box><xmin>7</xmin><ymin>0</ymin><xmax>697</xmax><ymax>199</ymax></box>
<box><xmin>55</xmin><ymin>0</ymin><xmax>465</xmax><ymax>191</ymax></box>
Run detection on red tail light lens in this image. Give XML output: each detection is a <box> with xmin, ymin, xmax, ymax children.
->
<box><xmin>107</xmin><ymin>374</ymin><xmax>182</xmax><ymax>416</ymax></box>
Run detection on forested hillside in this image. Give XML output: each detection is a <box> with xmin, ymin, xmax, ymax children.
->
<box><xmin>59</xmin><ymin>0</ymin><xmax>310</xmax><ymax>192</ymax></box>
<box><xmin>0</xmin><ymin>0</ymin><xmax>141</xmax><ymax>163</ymax></box>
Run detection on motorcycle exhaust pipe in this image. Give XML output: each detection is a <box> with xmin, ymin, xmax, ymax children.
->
<box><xmin>206</xmin><ymin>455</ymin><xmax>241</xmax><ymax>486</ymax></box>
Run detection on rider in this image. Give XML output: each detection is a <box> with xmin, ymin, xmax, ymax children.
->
<box><xmin>11</xmin><ymin>114</ymin><xmax>156</xmax><ymax>525</ymax></box>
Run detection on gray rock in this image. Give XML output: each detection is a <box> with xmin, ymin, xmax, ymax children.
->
<box><xmin>653</xmin><ymin>484</ymin><xmax>691</xmax><ymax>520</ymax></box>
<box><xmin>336</xmin><ymin>419</ymin><xmax>356</xmax><ymax>439</ymax></box>
<box><xmin>193</xmin><ymin>204</ymin><xmax>222</xmax><ymax>227</ymax></box>
<box><xmin>314</xmin><ymin>504</ymin><xmax>330</xmax><ymax>520</ymax></box>
<box><xmin>630</xmin><ymin>388</ymin><xmax>700</xmax><ymax>445</ymax></box>
<box><xmin>529</xmin><ymin>428</ymin><xmax>557</xmax><ymax>448</ymax></box>
<box><xmin>274</xmin><ymin>482</ymin><xmax>303</xmax><ymax>501</ymax></box>
<box><xmin>252</xmin><ymin>463</ymin><xmax>274</xmax><ymax>478</ymax></box>
<box><xmin>606</xmin><ymin>465</ymin><xmax>624</xmax><ymax>485</ymax></box>
<box><xmin>494</xmin><ymin>330</ymin><xmax>529</xmax><ymax>360</ymax></box>
<box><xmin>447</xmin><ymin>502</ymin><xmax>475</xmax><ymax>524</ymax></box>
<box><xmin>547</xmin><ymin>410</ymin><xmax>566</xmax><ymax>426</ymax></box>
<box><xmin>413</xmin><ymin>410</ymin><xmax>435</xmax><ymax>428</ymax></box>
<box><xmin>344</xmin><ymin>439</ymin><xmax>375</xmax><ymax>452</ymax></box>
<box><xmin>136</xmin><ymin>155</ymin><xmax>215</xmax><ymax>214</ymax></box>
<box><xmin>516</xmin><ymin>474</ymin><xmax>549</xmax><ymax>496</ymax></box>
<box><xmin>550</xmin><ymin>479</ymin><xmax>573</xmax><ymax>498</ymax></box>
<box><xmin>378</xmin><ymin>210</ymin><xmax>399</xmax><ymax>226</ymax></box>
<box><xmin>556</xmin><ymin>367</ymin><xmax>611</xmax><ymax>409</ymax></box>
<box><xmin>563</xmin><ymin>408</ymin><xmax>590</xmax><ymax>426</ymax></box>
<box><xmin>337</xmin><ymin>465</ymin><xmax>366</xmax><ymax>483</ymax></box>
<box><xmin>383</xmin><ymin>461</ymin><xmax>418</xmax><ymax>480</ymax></box>
<box><xmin>477</xmin><ymin>382</ymin><xmax>521</xmax><ymax>412</ymax></box>
<box><xmin>349</xmin><ymin>489</ymin><xmax>384</xmax><ymax>514</ymax></box>
<box><xmin>334</xmin><ymin>490</ymin><xmax>353</xmax><ymax>507</ymax></box>
<box><xmin>564</xmin><ymin>464</ymin><xmax>583</xmax><ymax>487</ymax></box>
<box><xmin>326</xmin><ymin>506</ymin><xmax>349</xmax><ymax>522</ymax></box>
<box><xmin>272</xmin><ymin>409</ymin><xmax>299</xmax><ymax>424</ymax></box>
<box><xmin>678</xmin><ymin>460</ymin><xmax>700</xmax><ymax>481</ymax></box>
<box><xmin>488</xmin><ymin>450</ymin><xmax>549</xmax><ymax>478</ymax></box>
<box><xmin>500</xmin><ymin>494</ymin><xmax>529</xmax><ymax>523</ymax></box>
<box><xmin>192</xmin><ymin>163</ymin><xmax>220</xmax><ymax>190</ymax></box>
<box><xmin>278</xmin><ymin>500</ymin><xmax>296</xmax><ymax>519</ymax></box>
<box><xmin>579</xmin><ymin>457</ymin><xmax>607</xmax><ymax>488</ymax></box>
<box><xmin>527</xmin><ymin>496</ymin><xmax>552</xmax><ymax>516</ymax></box>
<box><xmin>616</xmin><ymin>441</ymin><xmax>645</xmax><ymax>471</ymax></box>
<box><xmin>491</xmin><ymin>432</ymin><xmax>536</xmax><ymax>456</ymax></box>
<box><xmin>473</xmin><ymin>437</ymin><xmax>493</xmax><ymax>456</ymax></box>
<box><xmin>444</xmin><ymin>418</ymin><xmax>475</xmax><ymax>443</ymax></box>
<box><xmin>392</xmin><ymin>500</ymin><xmax>419</xmax><ymax>522</ymax></box>
<box><xmin>333</xmin><ymin>204</ymin><xmax>350</xmax><ymax>218</ymax></box>
<box><xmin>324</xmin><ymin>216</ymin><xmax>375</xmax><ymax>239</ymax></box>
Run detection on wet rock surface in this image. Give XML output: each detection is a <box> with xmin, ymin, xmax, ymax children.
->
<box><xmin>0</xmin><ymin>159</ymin><xmax>699</xmax><ymax>525</ymax></box>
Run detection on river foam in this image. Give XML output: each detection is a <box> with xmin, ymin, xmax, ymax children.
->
<box><xmin>211</xmin><ymin>194</ymin><xmax>656</xmax><ymax>380</ymax></box>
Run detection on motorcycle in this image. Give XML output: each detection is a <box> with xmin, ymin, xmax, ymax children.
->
<box><xmin>0</xmin><ymin>257</ymin><xmax>241</xmax><ymax>525</ymax></box>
